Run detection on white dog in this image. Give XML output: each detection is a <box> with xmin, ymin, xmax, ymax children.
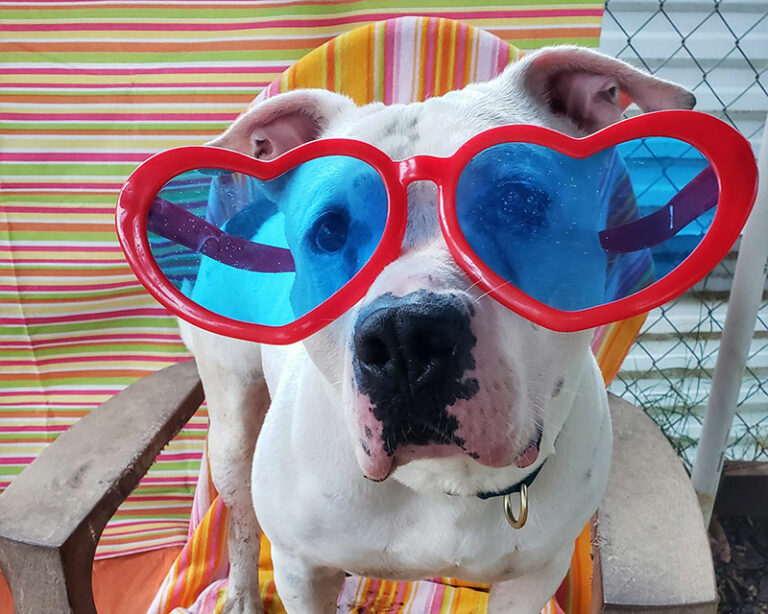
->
<box><xmin>180</xmin><ymin>46</ymin><xmax>694</xmax><ymax>614</ymax></box>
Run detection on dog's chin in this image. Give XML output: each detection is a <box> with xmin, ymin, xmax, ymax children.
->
<box><xmin>389</xmin><ymin>451</ymin><xmax>544</xmax><ymax>498</ymax></box>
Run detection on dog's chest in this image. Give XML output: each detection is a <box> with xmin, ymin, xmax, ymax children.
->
<box><xmin>256</xmin><ymin>347</ymin><xmax>546</xmax><ymax>583</ymax></box>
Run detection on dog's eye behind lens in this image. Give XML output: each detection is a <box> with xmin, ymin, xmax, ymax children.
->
<box><xmin>310</xmin><ymin>210</ymin><xmax>350</xmax><ymax>253</ymax></box>
<box><xmin>496</xmin><ymin>181</ymin><xmax>551</xmax><ymax>233</ymax></box>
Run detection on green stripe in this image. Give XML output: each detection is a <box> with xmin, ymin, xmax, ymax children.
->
<box><xmin>0</xmin><ymin>290</ymin><xmax>148</xmax><ymax>302</ymax></box>
<box><xmin>3</xmin><ymin>232</ymin><xmax>118</xmax><ymax>241</ymax></box>
<box><xmin>0</xmin><ymin>434</ymin><xmax>58</xmax><ymax>442</ymax></box>
<box><xmin>0</xmin><ymin>343</ymin><xmax>187</xmax><ymax>358</ymax></box>
<box><xmin>511</xmin><ymin>36</ymin><xmax>600</xmax><ymax>48</ymax></box>
<box><xmin>2</xmin><ymin>163</ymin><xmax>140</xmax><ymax>176</ymax></box>
<box><xmin>0</xmin><ymin>193</ymin><xmax>120</xmax><ymax>204</ymax></box>
<box><xmin>0</xmin><ymin>375</ymin><xmax>162</xmax><ymax>388</ymax></box>
<box><xmin>1</xmin><ymin>317</ymin><xmax>179</xmax><ymax>337</ymax></box>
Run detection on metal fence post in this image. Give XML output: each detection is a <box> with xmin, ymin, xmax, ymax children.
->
<box><xmin>691</xmin><ymin>119</ymin><xmax>768</xmax><ymax>525</ymax></box>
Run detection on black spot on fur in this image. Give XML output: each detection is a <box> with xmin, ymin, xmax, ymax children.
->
<box><xmin>552</xmin><ymin>377</ymin><xmax>565</xmax><ymax>398</ymax></box>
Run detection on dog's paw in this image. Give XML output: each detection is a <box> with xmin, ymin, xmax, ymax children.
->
<box><xmin>221</xmin><ymin>593</ymin><xmax>264</xmax><ymax>614</ymax></box>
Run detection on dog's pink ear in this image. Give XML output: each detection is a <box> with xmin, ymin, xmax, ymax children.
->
<box><xmin>520</xmin><ymin>46</ymin><xmax>695</xmax><ymax>133</ymax></box>
<box><xmin>208</xmin><ymin>89</ymin><xmax>357</xmax><ymax>159</ymax></box>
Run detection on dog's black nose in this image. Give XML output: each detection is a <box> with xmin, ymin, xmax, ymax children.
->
<box><xmin>352</xmin><ymin>291</ymin><xmax>478</xmax><ymax>454</ymax></box>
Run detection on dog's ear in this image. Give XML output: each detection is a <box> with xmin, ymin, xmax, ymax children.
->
<box><xmin>517</xmin><ymin>46</ymin><xmax>695</xmax><ymax>134</ymax></box>
<box><xmin>208</xmin><ymin>89</ymin><xmax>357</xmax><ymax>159</ymax></box>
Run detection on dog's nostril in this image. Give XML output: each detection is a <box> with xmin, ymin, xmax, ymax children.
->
<box><xmin>358</xmin><ymin>335</ymin><xmax>390</xmax><ymax>368</ymax></box>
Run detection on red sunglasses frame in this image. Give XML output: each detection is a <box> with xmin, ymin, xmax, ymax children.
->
<box><xmin>116</xmin><ymin>110</ymin><xmax>757</xmax><ymax>344</ymax></box>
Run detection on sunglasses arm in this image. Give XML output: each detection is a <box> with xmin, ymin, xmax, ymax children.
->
<box><xmin>598</xmin><ymin>165</ymin><xmax>718</xmax><ymax>253</ymax></box>
<box><xmin>147</xmin><ymin>198</ymin><xmax>295</xmax><ymax>273</ymax></box>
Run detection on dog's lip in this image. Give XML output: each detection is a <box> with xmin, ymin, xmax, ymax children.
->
<box><xmin>511</xmin><ymin>426</ymin><xmax>543</xmax><ymax>469</ymax></box>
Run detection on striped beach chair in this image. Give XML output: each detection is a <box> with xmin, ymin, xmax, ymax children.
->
<box><xmin>1</xmin><ymin>4</ymin><xmax>643</xmax><ymax>613</ymax></box>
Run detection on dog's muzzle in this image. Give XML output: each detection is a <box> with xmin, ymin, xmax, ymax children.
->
<box><xmin>352</xmin><ymin>290</ymin><xmax>478</xmax><ymax>457</ymax></box>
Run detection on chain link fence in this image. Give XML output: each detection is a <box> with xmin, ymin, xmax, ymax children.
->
<box><xmin>599</xmin><ymin>0</ymin><xmax>768</xmax><ymax>468</ymax></box>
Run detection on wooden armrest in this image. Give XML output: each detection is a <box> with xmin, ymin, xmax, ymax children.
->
<box><xmin>0</xmin><ymin>359</ymin><xmax>203</xmax><ymax>614</ymax></box>
<box><xmin>593</xmin><ymin>394</ymin><xmax>717</xmax><ymax>613</ymax></box>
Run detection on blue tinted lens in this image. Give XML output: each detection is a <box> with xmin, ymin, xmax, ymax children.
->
<box><xmin>455</xmin><ymin>138</ymin><xmax>713</xmax><ymax>311</ymax></box>
<box><xmin>148</xmin><ymin>156</ymin><xmax>388</xmax><ymax>326</ymax></box>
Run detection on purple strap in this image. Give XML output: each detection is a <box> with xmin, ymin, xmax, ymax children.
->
<box><xmin>147</xmin><ymin>198</ymin><xmax>295</xmax><ymax>273</ymax></box>
<box><xmin>599</xmin><ymin>165</ymin><xmax>718</xmax><ymax>253</ymax></box>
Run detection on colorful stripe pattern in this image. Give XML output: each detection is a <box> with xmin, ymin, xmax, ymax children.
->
<box><xmin>139</xmin><ymin>13</ymin><xmax>650</xmax><ymax>614</ymax></box>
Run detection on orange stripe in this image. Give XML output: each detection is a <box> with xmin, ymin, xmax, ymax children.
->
<box><xmin>0</xmin><ymin>222</ymin><xmax>116</xmax><ymax>233</ymax></box>
<box><xmin>325</xmin><ymin>38</ymin><xmax>336</xmax><ymax>91</ymax></box>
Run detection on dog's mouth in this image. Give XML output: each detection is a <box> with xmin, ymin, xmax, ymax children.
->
<box><xmin>511</xmin><ymin>426</ymin><xmax>543</xmax><ymax>469</ymax></box>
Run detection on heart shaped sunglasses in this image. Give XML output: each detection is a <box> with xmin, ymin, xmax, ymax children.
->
<box><xmin>116</xmin><ymin>110</ymin><xmax>757</xmax><ymax>344</ymax></box>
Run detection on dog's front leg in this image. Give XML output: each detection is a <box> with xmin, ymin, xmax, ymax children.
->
<box><xmin>270</xmin><ymin>547</ymin><xmax>345</xmax><ymax>614</ymax></box>
<box><xmin>187</xmin><ymin>327</ymin><xmax>270</xmax><ymax>614</ymax></box>
<box><xmin>487</xmin><ymin>546</ymin><xmax>573</xmax><ymax>614</ymax></box>
<box><xmin>206</xmin><ymin>373</ymin><xmax>269</xmax><ymax>614</ymax></box>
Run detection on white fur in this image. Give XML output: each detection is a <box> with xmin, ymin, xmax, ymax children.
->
<box><xmin>181</xmin><ymin>46</ymin><xmax>695</xmax><ymax>614</ymax></box>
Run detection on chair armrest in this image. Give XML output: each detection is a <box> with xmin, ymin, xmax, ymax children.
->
<box><xmin>0</xmin><ymin>359</ymin><xmax>203</xmax><ymax>614</ymax></box>
<box><xmin>593</xmin><ymin>393</ymin><xmax>717</xmax><ymax>613</ymax></box>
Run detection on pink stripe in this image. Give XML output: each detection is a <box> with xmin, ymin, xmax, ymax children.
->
<box><xmin>429</xmin><ymin>583</ymin><xmax>446</xmax><ymax>614</ymax></box>
<box><xmin>5</xmin><ymin>245</ymin><xmax>123</xmax><ymax>252</ymax></box>
<box><xmin>101</xmin><ymin>526</ymin><xmax>188</xmax><ymax>538</ymax></box>
<box><xmin>0</xmin><ymin>256</ymin><xmax>126</xmax><ymax>263</ymax></box>
<box><xmin>1</xmin><ymin>81</ymin><xmax>266</xmax><ymax>89</ymax></box>
<box><xmin>423</xmin><ymin>18</ymin><xmax>436</xmax><ymax>99</ymax></box>
<box><xmin>138</xmin><ymin>476</ymin><xmax>202</xmax><ymax>485</ymax></box>
<box><xmin>0</xmin><ymin>355</ymin><xmax>184</xmax><ymax>367</ymax></box>
<box><xmin>0</xmin><ymin>282</ymin><xmax>143</xmax><ymax>292</ymax></box>
<box><xmin>0</xmin><ymin>333</ymin><xmax>183</xmax><ymax>347</ymax></box>
<box><xmin>1</xmin><ymin>207</ymin><xmax>118</xmax><ymax>215</ymax></box>
<box><xmin>496</xmin><ymin>39</ymin><xmax>510</xmax><ymax>74</ymax></box>
<box><xmin>0</xmin><ymin>152</ymin><xmax>151</xmax><ymax>162</ymax></box>
<box><xmin>0</xmin><ymin>9</ymin><xmax>602</xmax><ymax>32</ymax></box>
<box><xmin>1</xmin><ymin>425</ymin><xmax>68</xmax><ymax>432</ymax></box>
<box><xmin>455</xmin><ymin>21</ymin><xmax>468</xmax><ymax>89</ymax></box>
<box><xmin>1</xmin><ymin>113</ymin><xmax>235</xmax><ymax>121</ymax></box>
<box><xmin>103</xmin><ymin>519</ymin><xmax>189</xmax><ymax>530</ymax></box>
<box><xmin>0</xmin><ymin>307</ymin><xmax>168</xmax><ymax>325</ymax></box>
<box><xmin>1</xmin><ymin>66</ymin><xmax>290</xmax><ymax>76</ymax></box>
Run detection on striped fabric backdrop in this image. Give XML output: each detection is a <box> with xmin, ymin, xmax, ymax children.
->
<box><xmin>0</xmin><ymin>0</ymin><xmax>607</xmax><ymax>575</ymax></box>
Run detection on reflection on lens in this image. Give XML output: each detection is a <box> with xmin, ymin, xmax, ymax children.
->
<box><xmin>455</xmin><ymin>137</ymin><xmax>713</xmax><ymax>312</ymax></box>
<box><xmin>147</xmin><ymin>156</ymin><xmax>388</xmax><ymax>327</ymax></box>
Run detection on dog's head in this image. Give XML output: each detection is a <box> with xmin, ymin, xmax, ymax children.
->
<box><xmin>209</xmin><ymin>46</ymin><xmax>694</xmax><ymax>496</ymax></box>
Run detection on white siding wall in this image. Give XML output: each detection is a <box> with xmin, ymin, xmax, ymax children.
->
<box><xmin>599</xmin><ymin>0</ymin><xmax>768</xmax><ymax>463</ymax></box>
